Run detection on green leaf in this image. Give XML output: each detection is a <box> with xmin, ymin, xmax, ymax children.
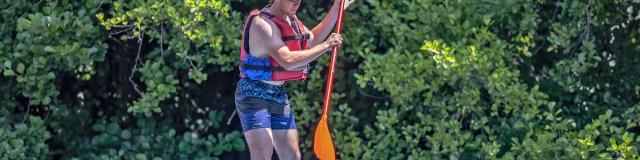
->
<box><xmin>232</xmin><ymin>137</ymin><xmax>245</xmax><ymax>150</ymax></box>
<box><xmin>82</xmin><ymin>74</ymin><xmax>91</xmax><ymax>81</ymax></box>
<box><xmin>42</xmin><ymin>97</ymin><xmax>51</xmax><ymax>105</ymax></box>
<box><xmin>78</xmin><ymin>9</ymin><xmax>86</xmax><ymax>17</ymax></box>
<box><xmin>3</xmin><ymin>61</ymin><xmax>11</xmax><ymax>68</ymax></box>
<box><xmin>134</xmin><ymin>154</ymin><xmax>147</xmax><ymax>160</ymax></box>
<box><xmin>16</xmin><ymin>63</ymin><xmax>25</xmax><ymax>74</ymax></box>
<box><xmin>47</xmin><ymin>72</ymin><xmax>55</xmax><ymax>79</ymax></box>
<box><xmin>168</xmin><ymin>129</ymin><xmax>176</xmax><ymax>138</ymax></box>
<box><xmin>44</xmin><ymin>46</ymin><xmax>56</xmax><ymax>52</ymax></box>
<box><xmin>87</xmin><ymin>47</ymin><xmax>98</xmax><ymax>54</ymax></box>
<box><xmin>91</xmin><ymin>124</ymin><xmax>106</xmax><ymax>132</ymax></box>
<box><xmin>136</xmin><ymin>118</ymin><xmax>146</xmax><ymax>128</ymax></box>
<box><xmin>121</xmin><ymin>129</ymin><xmax>131</xmax><ymax>139</ymax></box>
<box><xmin>3</xmin><ymin>70</ymin><xmax>15</xmax><ymax>76</ymax></box>
<box><xmin>108</xmin><ymin>123</ymin><xmax>121</xmax><ymax>134</ymax></box>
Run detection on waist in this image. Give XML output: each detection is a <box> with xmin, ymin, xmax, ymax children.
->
<box><xmin>238</xmin><ymin>78</ymin><xmax>286</xmax><ymax>91</ymax></box>
<box><xmin>236</xmin><ymin>78</ymin><xmax>288</xmax><ymax>104</ymax></box>
<box><xmin>261</xmin><ymin>80</ymin><xmax>284</xmax><ymax>85</ymax></box>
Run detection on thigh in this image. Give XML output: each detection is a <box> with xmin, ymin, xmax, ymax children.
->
<box><xmin>244</xmin><ymin>128</ymin><xmax>275</xmax><ymax>160</ymax></box>
<box><xmin>236</xmin><ymin>97</ymin><xmax>277</xmax><ymax>159</ymax></box>
<box><xmin>272</xmin><ymin>129</ymin><xmax>301</xmax><ymax>160</ymax></box>
<box><xmin>270</xmin><ymin>101</ymin><xmax>300</xmax><ymax>159</ymax></box>
<box><xmin>269</xmin><ymin>102</ymin><xmax>296</xmax><ymax>130</ymax></box>
<box><xmin>236</xmin><ymin>97</ymin><xmax>273</xmax><ymax>132</ymax></box>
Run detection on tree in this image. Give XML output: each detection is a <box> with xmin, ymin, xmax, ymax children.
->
<box><xmin>1</xmin><ymin>0</ymin><xmax>638</xmax><ymax>159</ymax></box>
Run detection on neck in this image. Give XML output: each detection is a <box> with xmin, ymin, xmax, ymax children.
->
<box><xmin>268</xmin><ymin>3</ymin><xmax>290</xmax><ymax>20</ymax></box>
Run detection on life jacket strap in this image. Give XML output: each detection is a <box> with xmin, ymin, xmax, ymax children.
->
<box><xmin>242</xmin><ymin>63</ymin><xmax>287</xmax><ymax>71</ymax></box>
<box><xmin>282</xmin><ymin>33</ymin><xmax>310</xmax><ymax>41</ymax></box>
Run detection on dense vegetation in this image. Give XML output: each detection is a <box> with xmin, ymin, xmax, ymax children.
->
<box><xmin>1</xmin><ymin>0</ymin><xmax>639</xmax><ymax>159</ymax></box>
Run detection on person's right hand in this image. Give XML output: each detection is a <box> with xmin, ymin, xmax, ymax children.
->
<box><xmin>323</xmin><ymin>33</ymin><xmax>343</xmax><ymax>52</ymax></box>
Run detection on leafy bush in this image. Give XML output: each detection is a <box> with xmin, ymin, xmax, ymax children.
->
<box><xmin>1</xmin><ymin>0</ymin><xmax>638</xmax><ymax>159</ymax></box>
<box><xmin>0</xmin><ymin>116</ymin><xmax>50</xmax><ymax>160</ymax></box>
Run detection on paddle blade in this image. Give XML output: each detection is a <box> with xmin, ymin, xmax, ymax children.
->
<box><xmin>313</xmin><ymin>114</ymin><xmax>335</xmax><ymax>160</ymax></box>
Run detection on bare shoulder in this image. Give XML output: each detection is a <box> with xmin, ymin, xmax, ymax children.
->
<box><xmin>248</xmin><ymin>15</ymin><xmax>284</xmax><ymax>57</ymax></box>
<box><xmin>250</xmin><ymin>15</ymin><xmax>280</xmax><ymax>39</ymax></box>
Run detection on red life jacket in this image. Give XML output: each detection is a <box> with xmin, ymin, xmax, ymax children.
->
<box><xmin>239</xmin><ymin>7</ymin><xmax>310</xmax><ymax>81</ymax></box>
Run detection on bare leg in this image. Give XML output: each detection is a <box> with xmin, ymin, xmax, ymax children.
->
<box><xmin>272</xmin><ymin>129</ymin><xmax>301</xmax><ymax>160</ymax></box>
<box><xmin>244</xmin><ymin>128</ymin><xmax>275</xmax><ymax>160</ymax></box>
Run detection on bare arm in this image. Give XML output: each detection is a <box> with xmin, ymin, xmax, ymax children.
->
<box><xmin>308</xmin><ymin>0</ymin><xmax>356</xmax><ymax>47</ymax></box>
<box><xmin>252</xmin><ymin>16</ymin><xmax>342</xmax><ymax>70</ymax></box>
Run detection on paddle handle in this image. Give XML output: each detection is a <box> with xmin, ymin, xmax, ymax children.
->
<box><xmin>322</xmin><ymin>0</ymin><xmax>346</xmax><ymax>116</ymax></box>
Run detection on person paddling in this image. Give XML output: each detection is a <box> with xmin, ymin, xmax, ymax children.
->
<box><xmin>234</xmin><ymin>0</ymin><xmax>355</xmax><ymax>159</ymax></box>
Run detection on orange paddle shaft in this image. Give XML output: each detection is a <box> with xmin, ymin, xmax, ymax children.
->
<box><xmin>322</xmin><ymin>0</ymin><xmax>345</xmax><ymax>116</ymax></box>
<box><xmin>313</xmin><ymin>0</ymin><xmax>346</xmax><ymax>160</ymax></box>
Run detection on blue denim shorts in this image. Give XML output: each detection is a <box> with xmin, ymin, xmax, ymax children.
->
<box><xmin>235</xmin><ymin>78</ymin><xmax>296</xmax><ymax>132</ymax></box>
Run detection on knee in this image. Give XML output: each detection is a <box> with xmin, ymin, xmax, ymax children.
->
<box><xmin>293</xmin><ymin>151</ymin><xmax>301</xmax><ymax>160</ymax></box>
<box><xmin>282</xmin><ymin>149</ymin><xmax>301</xmax><ymax>160</ymax></box>
<box><xmin>245</xmin><ymin>134</ymin><xmax>274</xmax><ymax>160</ymax></box>
<box><xmin>250</xmin><ymin>146</ymin><xmax>273</xmax><ymax>160</ymax></box>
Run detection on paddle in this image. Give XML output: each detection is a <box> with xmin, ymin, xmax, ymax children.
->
<box><xmin>313</xmin><ymin>0</ymin><xmax>346</xmax><ymax>159</ymax></box>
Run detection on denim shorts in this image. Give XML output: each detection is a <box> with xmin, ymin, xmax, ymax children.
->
<box><xmin>235</xmin><ymin>78</ymin><xmax>296</xmax><ymax>132</ymax></box>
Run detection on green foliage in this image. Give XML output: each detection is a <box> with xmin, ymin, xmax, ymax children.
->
<box><xmin>351</xmin><ymin>0</ymin><xmax>640</xmax><ymax>159</ymax></box>
<box><xmin>128</xmin><ymin>60</ymin><xmax>179</xmax><ymax>115</ymax></box>
<box><xmin>95</xmin><ymin>0</ymin><xmax>241</xmax><ymax>115</ymax></box>
<box><xmin>0</xmin><ymin>116</ymin><xmax>51</xmax><ymax>160</ymax></box>
<box><xmin>62</xmin><ymin>110</ymin><xmax>244</xmax><ymax>159</ymax></box>
<box><xmin>1</xmin><ymin>0</ymin><xmax>107</xmax><ymax>106</ymax></box>
<box><xmin>1</xmin><ymin>0</ymin><xmax>639</xmax><ymax>159</ymax></box>
<box><xmin>2</xmin><ymin>0</ymin><xmax>246</xmax><ymax>158</ymax></box>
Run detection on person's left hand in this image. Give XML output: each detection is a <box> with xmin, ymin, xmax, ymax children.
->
<box><xmin>333</xmin><ymin>0</ymin><xmax>356</xmax><ymax>10</ymax></box>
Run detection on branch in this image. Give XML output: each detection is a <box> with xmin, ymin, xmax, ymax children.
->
<box><xmin>359</xmin><ymin>88</ymin><xmax>391</xmax><ymax>100</ymax></box>
<box><xmin>160</xmin><ymin>22</ymin><xmax>165</xmax><ymax>58</ymax></box>
<box><xmin>187</xmin><ymin>40</ymin><xmax>198</xmax><ymax>69</ymax></box>
<box><xmin>568</xmin><ymin>0</ymin><xmax>593</xmax><ymax>55</ymax></box>
<box><xmin>93</xmin><ymin>0</ymin><xmax>105</xmax><ymax>13</ymax></box>
<box><xmin>44</xmin><ymin>106</ymin><xmax>51</xmax><ymax>123</ymax></box>
<box><xmin>109</xmin><ymin>24</ymin><xmax>135</xmax><ymax>28</ymax></box>
<box><xmin>109</xmin><ymin>26</ymin><xmax>134</xmax><ymax>36</ymax></box>
<box><xmin>533</xmin><ymin>3</ymin><xmax>560</xmax><ymax>55</ymax></box>
<box><xmin>129</xmin><ymin>29</ymin><xmax>145</xmax><ymax>95</ymax></box>
<box><xmin>226</xmin><ymin>110</ymin><xmax>237</xmax><ymax>125</ymax></box>
<box><xmin>187</xmin><ymin>56</ymin><xmax>197</xmax><ymax>69</ymax></box>
<box><xmin>21</xmin><ymin>98</ymin><xmax>32</xmax><ymax>124</ymax></box>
